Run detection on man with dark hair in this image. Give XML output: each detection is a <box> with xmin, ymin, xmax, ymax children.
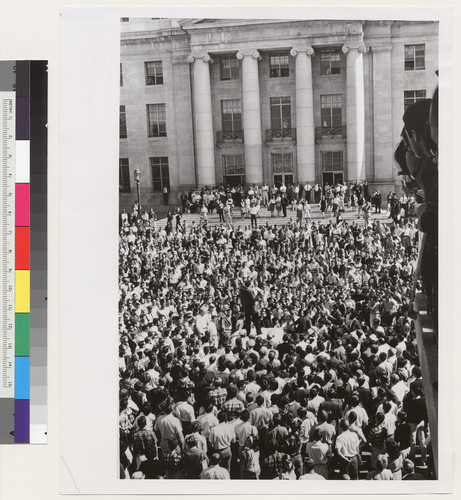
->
<box><xmin>306</xmin><ymin>428</ymin><xmax>330</xmax><ymax>479</ymax></box>
<box><xmin>200</xmin><ymin>453</ymin><xmax>230</xmax><ymax>479</ymax></box>
<box><xmin>299</xmin><ymin>457</ymin><xmax>326</xmax><ymax>480</ymax></box>
<box><xmin>345</xmin><ymin>393</ymin><xmax>369</xmax><ymax>430</ymax></box>
<box><xmin>318</xmin><ymin>389</ymin><xmax>343</xmax><ymax>425</ymax></box>
<box><xmin>335</xmin><ymin>419</ymin><xmax>361</xmax><ymax>480</ymax></box>
<box><xmin>394</xmin><ymin>411</ymin><xmax>412</xmax><ymax>459</ymax></box>
<box><xmin>235</xmin><ymin>409</ymin><xmax>259</xmax><ymax>477</ymax></box>
<box><xmin>197</xmin><ymin>404</ymin><xmax>219</xmax><ymax>447</ymax></box>
<box><xmin>155</xmin><ymin>400</ymin><xmax>184</xmax><ymax>454</ymax></box>
<box><xmin>183</xmin><ymin>434</ymin><xmax>208</xmax><ymax>479</ymax></box>
<box><xmin>250</xmin><ymin>394</ymin><xmax>273</xmax><ymax>454</ymax></box>
<box><xmin>310</xmin><ymin>410</ymin><xmax>336</xmax><ymax>450</ymax></box>
<box><xmin>209</xmin><ymin>411</ymin><xmax>235</xmax><ymax>473</ymax></box>
<box><xmin>222</xmin><ymin>385</ymin><xmax>244</xmax><ymax>418</ymax></box>
<box><xmin>403</xmin><ymin>385</ymin><xmax>428</xmax><ymax>466</ymax></box>
<box><xmin>208</xmin><ymin>377</ymin><xmax>227</xmax><ymax>409</ymax></box>
<box><xmin>261</xmin><ymin>441</ymin><xmax>285</xmax><ymax>479</ymax></box>
<box><xmin>132</xmin><ymin>415</ymin><xmax>158</xmax><ymax>469</ymax></box>
<box><xmin>240</xmin><ymin>279</ymin><xmax>263</xmax><ymax>336</ymax></box>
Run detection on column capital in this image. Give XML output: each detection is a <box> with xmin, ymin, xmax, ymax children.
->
<box><xmin>370</xmin><ymin>44</ymin><xmax>392</xmax><ymax>53</ymax></box>
<box><xmin>187</xmin><ymin>53</ymin><xmax>213</xmax><ymax>64</ymax></box>
<box><xmin>342</xmin><ymin>42</ymin><xmax>367</xmax><ymax>55</ymax></box>
<box><xmin>290</xmin><ymin>46</ymin><xmax>315</xmax><ymax>57</ymax></box>
<box><xmin>236</xmin><ymin>50</ymin><xmax>261</xmax><ymax>61</ymax></box>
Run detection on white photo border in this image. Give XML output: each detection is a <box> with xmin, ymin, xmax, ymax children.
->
<box><xmin>59</xmin><ymin>5</ymin><xmax>452</xmax><ymax>495</ymax></box>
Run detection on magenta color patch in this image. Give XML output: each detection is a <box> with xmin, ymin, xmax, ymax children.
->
<box><xmin>15</xmin><ymin>184</ymin><xmax>30</xmax><ymax>227</ymax></box>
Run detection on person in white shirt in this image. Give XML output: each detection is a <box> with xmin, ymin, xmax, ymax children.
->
<box><xmin>261</xmin><ymin>182</ymin><xmax>269</xmax><ymax>207</ymax></box>
<box><xmin>335</xmin><ymin>419</ymin><xmax>361</xmax><ymax>480</ymax></box>
<box><xmin>249</xmin><ymin>200</ymin><xmax>260</xmax><ymax>229</ymax></box>
<box><xmin>195</xmin><ymin>305</ymin><xmax>211</xmax><ymax>337</ymax></box>
<box><xmin>344</xmin><ymin>394</ymin><xmax>369</xmax><ymax>429</ymax></box>
<box><xmin>200</xmin><ymin>453</ymin><xmax>230</xmax><ymax>479</ymax></box>
<box><xmin>200</xmin><ymin>204</ymin><xmax>208</xmax><ymax>225</ymax></box>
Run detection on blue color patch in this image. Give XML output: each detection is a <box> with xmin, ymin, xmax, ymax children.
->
<box><xmin>15</xmin><ymin>357</ymin><xmax>30</xmax><ymax>399</ymax></box>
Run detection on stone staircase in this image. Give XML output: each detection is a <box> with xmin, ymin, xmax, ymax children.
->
<box><xmin>152</xmin><ymin>204</ymin><xmax>393</xmax><ymax>227</ymax></box>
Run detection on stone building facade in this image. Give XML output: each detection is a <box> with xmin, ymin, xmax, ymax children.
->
<box><xmin>119</xmin><ymin>18</ymin><xmax>438</xmax><ymax>209</ymax></box>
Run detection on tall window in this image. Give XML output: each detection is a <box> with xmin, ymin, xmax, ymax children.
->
<box><xmin>320</xmin><ymin>50</ymin><xmax>341</xmax><ymax>75</ymax></box>
<box><xmin>404</xmin><ymin>90</ymin><xmax>426</xmax><ymax>109</ymax></box>
<box><xmin>220</xmin><ymin>55</ymin><xmax>239</xmax><ymax>80</ymax></box>
<box><xmin>270</xmin><ymin>97</ymin><xmax>291</xmax><ymax>131</ymax></box>
<box><xmin>223</xmin><ymin>155</ymin><xmax>245</xmax><ymax>175</ymax></box>
<box><xmin>120</xmin><ymin>63</ymin><xmax>123</xmax><ymax>87</ymax></box>
<box><xmin>405</xmin><ymin>44</ymin><xmax>425</xmax><ymax>71</ymax></box>
<box><xmin>272</xmin><ymin>153</ymin><xmax>293</xmax><ymax>172</ymax></box>
<box><xmin>322</xmin><ymin>151</ymin><xmax>343</xmax><ymax>171</ymax></box>
<box><xmin>320</xmin><ymin>94</ymin><xmax>342</xmax><ymax>128</ymax></box>
<box><xmin>145</xmin><ymin>61</ymin><xmax>163</xmax><ymax>85</ymax></box>
<box><xmin>147</xmin><ymin>104</ymin><xmax>166</xmax><ymax>137</ymax></box>
<box><xmin>119</xmin><ymin>105</ymin><xmax>127</xmax><ymax>138</ymax></box>
<box><xmin>119</xmin><ymin>158</ymin><xmax>130</xmax><ymax>192</ymax></box>
<box><xmin>221</xmin><ymin>99</ymin><xmax>242</xmax><ymax>132</ymax></box>
<box><xmin>150</xmin><ymin>157</ymin><xmax>169</xmax><ymax>192</ymax></box>
<box><xmin>269</xmin><ymin>53</ymin><xmax>289</xmax><ymax>78</ymax></box>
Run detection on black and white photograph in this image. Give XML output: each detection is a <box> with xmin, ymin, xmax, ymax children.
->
<box><xmin>117</xmin><ymin>16</ymin><xmax>440</xmax><ymax>483</ymax></box>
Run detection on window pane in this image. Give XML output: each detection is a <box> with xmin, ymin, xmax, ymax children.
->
<box><xmin>320</xmin><ymin>95</ymin><xmax>342</xmax><ymax>127</ymax></box>
<box><xmin>120</xmin><ymin>105</ymin><xmax>127</xmax><ymax>138</ymax></box>
<box><xmin>271</xmin><ymin>97</ymin><xmax>291</xmax><ymax>130</ymax></box>
<box><xmin>119</xmin><ymin>158</ymin><xmax>130</xmax><ymax>192</ymax></box>
<box><xmin>320</xmin><ymin>50</ymin><xmax>341</xmax><ymax>75</ymax></box>
<box><xmin>220</xmin><ymin>56</ymin><xmax>239</xmax><ymax>80</ymax></box>
<box><xmin>415</xmin><ymin>55</ymin><xmax>425</xmax><ymax>70</ymax></box>
<box><xmin>222</xmin><ymin>100</ymin><xmax>242</xmax><ymax>132</ymax></box>
<box><xmin>415</xmin><ymin>45</ymin><xmax>425</xmax><ymax>57</ymax></box>
<box><xmin>146</xmin><ymin>61</ymin><xmax>163</xmax><ymax>85</ymax></box>
<box><xmin>405</xmin><ymin>44</ymin><xmax>424</xmax><ymax>71</ymax></box>
<box><xmin>147</xmin><ymin>104</ymin><xmax>166</xmax><ymax>137</ymax></box>
<box><xmin>223</xmin><ymin>154</ymin><xmax>244</xmax><ymax>175</ymax></box>
<box><xmin>150</xmin><ymin>157</ymin><xmax>169</xmax><ymax>191</ymax></box>
<box><xmin>322</xmin><ymin>152</ymin><xmax>343</xmax><ymax>171</ymax></box>
<box><xmin>270</xmin><ymin>53</ymin><xmax>289</xmax><ymax>78</ymax></box>
<box><xmin>272</xmin><ymin>153</ymin><xmax>292</xmax><ymax>172</ymax></box>
<box><xmin>320</xmin><ymin>95</ymin><xmax>331</xmax><ymax>108</ymax></box>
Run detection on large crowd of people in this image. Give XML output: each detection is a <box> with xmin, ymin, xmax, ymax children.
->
<box><xmin>119</xmin><ymin>208</ymin><xmax>433</xmax><ymax>480</ymax></box>
<box><xmin>119</xmin><ymin>86</ymin><xmax>438</xmax><ymax>481</ymax></box>
<box><xmin>171</xmin><ymin>180</ymin><xmax>414</xmax><ymax>225</ymax></box>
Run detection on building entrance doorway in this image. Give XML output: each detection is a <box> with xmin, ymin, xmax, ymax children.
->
<box><xmin>274</xmin><ymin>174</ymin><xmax>293</xmax><ymax>187</ymax></box>
<box><xmin>322</xmin><ymin>171</ymin><xmax>343</xmax><ymax>188</ymax></box>
<box><xmin>224</xmin><ymin>175</ymin><xmax>245</xmax><ymax>188</ymax></box>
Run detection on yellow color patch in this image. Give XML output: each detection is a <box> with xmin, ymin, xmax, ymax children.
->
<box><xmin>15</xmin><ymin>270</ymin><xmax>30</xmax><ymax>313</ymax></box>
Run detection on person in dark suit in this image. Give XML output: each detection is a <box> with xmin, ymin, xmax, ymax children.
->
<box><xmin>295</xmin><ymin>309</ymin><xmax>312</xmax><ymax>333</ymax></box>
<box><xmin>240</xmin><ymin>280</ymin><xmax>263</xmax><ymax>336</ymax></box>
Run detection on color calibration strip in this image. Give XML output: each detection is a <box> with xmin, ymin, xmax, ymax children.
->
<box><xmin>0</xmin><ymin>61</ymin><xmax>47</xmax><ymax>444</ymax></box>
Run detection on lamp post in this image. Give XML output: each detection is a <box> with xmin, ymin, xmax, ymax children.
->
<box><xmin>134</xmin><ymin>167</ymin><xmax>141</xmax><ymax>212</ymax></box>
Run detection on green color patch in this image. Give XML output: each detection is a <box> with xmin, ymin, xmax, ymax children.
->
<box><xmin>15</xmin><ymin>313</ymin><xmax>30</xmax><ymax>356</ymax></box>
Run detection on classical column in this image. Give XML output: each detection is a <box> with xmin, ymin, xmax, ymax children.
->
<box><xmin>371</xmin><ymin>45</ymin><xmax>394</xmax><ymax>185</ymax></box>
<box><xmin>342</xmin><ymin>42</ymin><xmax>366</xmax><ymax>183</ymax></box>
<box><xmin>290</xmin><ymin>47</ymin><xmax>315</xmax><ymax>184</ymax></box>
<box><xmin>236</xmin><ymin>50</ymin><xmax>263</xmax><ymax>185</ymax></box>
<box><xmin>187</xmin><ymin>54</ymin><xmax>215</xmax><ymax>186</ymax></box>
